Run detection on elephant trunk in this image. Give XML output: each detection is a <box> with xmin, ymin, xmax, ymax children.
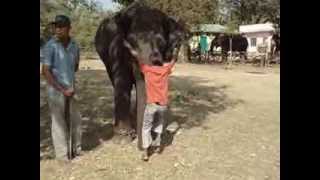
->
<box><xmin>132</xmin><ymin>62</ymin><xmax>146</xmax><ymax>150</ymax></box>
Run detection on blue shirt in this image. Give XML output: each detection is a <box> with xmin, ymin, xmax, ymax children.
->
<box><xmin>42</xmin><ymin>37</ymin><xmax>80</xmax><ymax>90</ymax></box>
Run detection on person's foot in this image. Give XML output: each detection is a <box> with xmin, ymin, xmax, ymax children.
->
<box><xmin>141</xmin><ymin>149</ymin><xmax>149</xmax><ymax>161</ymax></box>
<box><xmin>153</xmin><ymin>146</ymin><xmax>161</xmax><ymax>154</ymax></box>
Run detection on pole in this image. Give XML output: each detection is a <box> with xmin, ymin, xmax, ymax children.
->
<box><xmin>66</xmin><ymin>78</ymin><xmax>75</xmax><ymax>160</ymax></box>
<box><xmin>229</xmin><ymin>36</ymin><xmax>233</xmax><ymax>68</ymax></box>
<box><xmin>65</xmin><ymin>96</ymin><xmax>73</xmax><ymax>160</ymax></box>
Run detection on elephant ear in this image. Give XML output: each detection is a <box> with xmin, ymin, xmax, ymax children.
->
<box><xmin>114</xmin><ymin>1</ymin><xmax>144</xmax><ymax>37</ymax></box>
<box><xmin>164</xmin><ymin>17</ymin><xmax>189</xmax><ymax>61</ymax></box>
<box><xmin>114</xmin><ymin>1</ymin><xmax>146</xmax><ymax>57</ymax></box>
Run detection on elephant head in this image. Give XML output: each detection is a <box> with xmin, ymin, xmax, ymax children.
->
<box><xmin>115</xmin><ymin>2</ymin><xmax>189</xmax><ymax>66</ymax></box>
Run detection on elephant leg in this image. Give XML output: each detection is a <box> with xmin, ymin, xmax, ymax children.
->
<box><xmin>113</xmin><ymin>76</ymin><xmax>135</xmax><ymax>143</ymax></box>
<box><xmin>114</xmin><ymin>87</ymin><xmax>131</xmax><ymax>129</ymax></box>
<box><xmin>240</xmin><ymin>52</ymin><xmax>247</xmax><ymax>64</ymax></box>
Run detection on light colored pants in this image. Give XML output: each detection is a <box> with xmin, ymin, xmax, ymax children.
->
<box><xmin>142</xmin><ymin>103</ymin><xmax>167</xmax><ymax>149</ymax></box>
<box><xmin>47</xmin><ymin>86</ymin><xmax>82</xmax><ymax>159</ymax></box>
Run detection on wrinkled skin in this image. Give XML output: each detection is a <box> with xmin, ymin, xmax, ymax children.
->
<box><xmin>95</xmin><ymin>2</ymin><xmax>189</xmax><ymax>149</ymax></box>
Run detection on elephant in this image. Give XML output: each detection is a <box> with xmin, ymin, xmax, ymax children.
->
<box><xmin>95</xmin><ymin>1</ymin><xmax>189</xmax><ymax>149</ymax></box>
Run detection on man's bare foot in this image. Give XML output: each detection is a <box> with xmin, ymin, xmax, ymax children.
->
<box><xmin>141</xmin><ymin>149</ymin><xmax>149</xmax><ymax>161</ymax></box>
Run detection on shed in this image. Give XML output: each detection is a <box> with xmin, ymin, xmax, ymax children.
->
<box><xmin>189</xmin><ymin>24</ymin><xmax>228</xmax><ymax>50</ymax></box>
<box><xmin>239</xmin><ymin>23</ymin><xmax>275</xmax><ymax>54</ymax></box>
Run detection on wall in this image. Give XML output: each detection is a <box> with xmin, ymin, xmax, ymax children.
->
<box><xmin>244</xmin><ymin>31</ymin><xmax>273</xmax><ymax>54</ymax></box>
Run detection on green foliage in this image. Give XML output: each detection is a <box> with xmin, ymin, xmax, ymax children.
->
<box><xmin>113</xmin><ymin>0</ymin><xmax>279</xmax><ymax>28</ymax></box>
<box><xmin>113</xmin><ymin>0</ymin><xmax>220</xmax><ymax>27</ymax></box>
<box><xmin>225</xmin><ymin>19</ymin><xmax>239</xmax><ymax>34</ymax></box>
<box><xmin>147</xmin><ymin>0</ymin><xmax>220</xmax><ymax>26</ymax></box>
<box><xmin>113</xmin><ymin>0</ymin><xmax>134</xmax><ymax>7</ymax></box>
<box><xmin>40</xmin><ymin>0</ymin><xmax>113</xmax><ymax>52</ymax></box>
<box><xmin>232</xmin><ymin>0</ymin><xmax>280</xmax><ymax>25</ymax></box>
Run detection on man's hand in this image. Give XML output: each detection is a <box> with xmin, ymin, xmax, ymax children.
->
<box><xmin>63</xmin><ymin>88</ymin><xmax>75</xmax><ymax>97</ymax></box>
<box><xmin>42</xmin><ymin>65</ymin><xmax>66</xmax><ymax>93</ymax></box>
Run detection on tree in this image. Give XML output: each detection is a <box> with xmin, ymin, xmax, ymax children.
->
<box><xmin>232</xmin><ymin>0</ymin><xmax>280</xmax><ymax>25</ymax></box>
<box><xmin>113</xmin><ymin>0</ymin><xmax>134</xmax><ymax>7</ymax></box>
<box><xmin>214</xmin><ymin>0</ymin><xmax>280</xmax><ymax>32</ymax></box>
<box><xmin>113</xmin><ymin>0</ymin><xmax>220</xmax><ymax>27</ymax></box>
<box><xmin>40</xmin><ymin>0</ymin><xmax>113</xmax><ymax>52</ymax></box>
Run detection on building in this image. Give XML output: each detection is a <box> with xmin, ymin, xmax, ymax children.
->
<box><xmin>190</xmin><ymin>24</ymin><xmax>228</xmax><ymax>50</ymax></box>
<box><xmin>239</xmin><ymin>23</ymin><xmax>275</xmax><ymax>55</ymax></box>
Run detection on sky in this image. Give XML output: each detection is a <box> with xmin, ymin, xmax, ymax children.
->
<box><xmin>96</xmin><ymin>0</ymin><xmax>120</xmax><ymax>10</ymax></box>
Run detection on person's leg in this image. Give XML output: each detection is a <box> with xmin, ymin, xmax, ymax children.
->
<box><xmin>70</xmin><ymin>98</ymin><xmax>82</xmax><ymax>156</ymax></box>
<box><xmin>152</xmin><ymin>105</ymin><xmax>168</xmax><ymax>152</ymax></box>
<box><xmin>142</xmin><ymin>104</ymin><xmax>157</xmax><ymax>149</ymax></box>
<box><xmin>48</xmin><ymin>90</ymin><xmax>68</xmax><ymax>160</ymax></box>
<box><xmin>141</xmin><ymin>103</ymin><xmax>156</xmax><ymax>160</ymax></box>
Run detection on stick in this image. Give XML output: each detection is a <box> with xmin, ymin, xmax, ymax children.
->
<box><xmin>65</xmin><ymin>95</ymin><xmax>73</xmax><ymax>160</ymax></box>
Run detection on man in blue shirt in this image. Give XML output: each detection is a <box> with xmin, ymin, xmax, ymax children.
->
<box><xmin>199</xmin><ymin>33</ymin><xmax>208</xmax><ymax>62</ymax></box>
<box><xmin>42</xmin><ymin>15</ymin><xmax>82</xmax><ymax>161</ymax></box>
<box><xmin>200</xmin><ymin>33</ymin><xmax>208</xmax><ymax>55</ymax></box>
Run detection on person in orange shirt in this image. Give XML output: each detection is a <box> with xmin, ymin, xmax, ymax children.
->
<box><xmin>139</xmin><ymin>58</ymin><xmax>177</xmax><ymax>161</ymax></box>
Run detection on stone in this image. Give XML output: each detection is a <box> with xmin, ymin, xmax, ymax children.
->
<box><xmin>250</xmin><ymin>153</ymin><xmax>257</xmax><ymax>157</ymax></box>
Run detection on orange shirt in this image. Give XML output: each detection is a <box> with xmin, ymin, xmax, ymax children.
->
<box><xmin>140</xmin><ymin>62</ymin><xmax>174</xmax><ymax>105</ymax></box>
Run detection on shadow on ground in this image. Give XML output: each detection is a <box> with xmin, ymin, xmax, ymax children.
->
<box><xmin>40</xmin><ymin>70</ymin><xmax>243</xmax><ymax>160</ymax></box>
<box><xmin>40</xmin><ymin>70</ymin><xmax>115</xmax><ymax>160</ymax></box>
<box><xmin>160</xmin><ymin>75</ymin><xmax>244</xmax><ymax>148</ymax></box>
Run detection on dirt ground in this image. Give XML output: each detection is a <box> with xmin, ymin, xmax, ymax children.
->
<box><xmin>40</xmin><ymin>59</ymin><xmax>280</xmax><ymax>180</ymax></box>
